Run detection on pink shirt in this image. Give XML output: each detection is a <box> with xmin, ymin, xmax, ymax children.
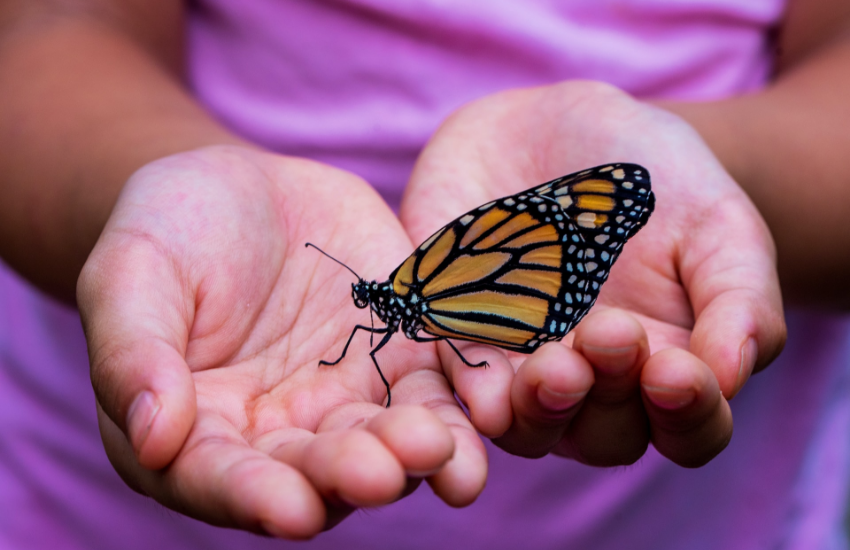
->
<box><xmin>4</xmin><ymin>1</ymin><xmax>850</xmax><ymax>548</ymax></box>
<box><xmin>188</xmin><ymin>0</ymin><xmax>776</xmax><ymax>209</ymax></box>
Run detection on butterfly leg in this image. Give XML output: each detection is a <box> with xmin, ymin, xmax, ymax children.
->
<box><xmin>412</xmin><ymin>335</ymin><xmax>489</xmax><ymax>368</ymax></box>
<box><xmin>320</xmin><ymin>325</ymin><xmax>389</xmax><ymax>366</ymax></box>
<box><xmin>369</xmin><ymin>330</ymin><xmax>395</xmax><ymax>408</ymax></box>
<box><xmin>445</xmin><ymin>339</ymin><xmax>489</xmax><ymax>369</ymax></box>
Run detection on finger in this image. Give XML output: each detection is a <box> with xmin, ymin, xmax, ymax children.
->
<box><xmin>79</xmin><ymin>241</ymin><xmax>196</xmax><ymax>470</ymax></box>
<box><xmin>437</xmin><ymin>341</ymin><xmax>515</xmax><ymax>438</ymax></box>
<box><xmin>641</xmin><ymin>348</ymin><xmax>732</xmax><ymax>467</ymax></box>
<box><xmin>365</xmin><ymin>404</ymin><xmax>455</xmax><ymax>476</ymax></box>
<box><xmin>690</xmin><ymin>288</ymin><xmax>785</xmax><ymax>395</ymax></box>
<box><xmin>554</xmin><ymin>309</ymin><xmax>651</xmax><ymax>466</ymax></box>
<box><xmin>99</xmin><ymin>410</ymin><xmax>326</xmax><ymax>540</ymax></box>
<box><xmin>368</xmin><ymin>403</ymin><xmax>488</xmax><ymax>508</ymax></box>
<box><xmin>261</xmin><ymin>361</ymin><xmax>487</xmax><ymax>510</ymax></box>
<box><xmin>269</xmin><ymin>423</ymin><xmax>407</xmax><ymax>509</ymax></box>
<box><xmin>263</xmin><ymin>401</ymin><xmax>456</xmax><ymax>508</ymax></box>
<box><xmin>491</xmin><ymin>343</ymin><xmax>593</xmax><ymax>458</ymax></box>
<box><xmin>390</xmin><ymin>368</ymin><xmax>489</xmax><ymax>507</ymax></box>
<box><xmin>682</xmin><ymin>196</ymin><xmax>787</xmax><ymax>397</ymax></box>
<box><xmin>427</xmin><ymin>423</ymin><xmax>488</xmax><ymax>507</ymax></box>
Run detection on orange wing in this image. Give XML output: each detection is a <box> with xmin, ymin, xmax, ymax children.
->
<box><xmin>389</xmin><ymin>163</ymin><xmax>654</xmax><ymax>353</ymax></box>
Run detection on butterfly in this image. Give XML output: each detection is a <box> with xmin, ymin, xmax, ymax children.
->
<box><xmin>307</xmin><ymin>163</ymin><xmax>654</xmax><ymax>406</ymax></box>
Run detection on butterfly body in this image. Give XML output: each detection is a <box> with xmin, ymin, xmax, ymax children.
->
<box><xmin>311</xmin><ymin>163</ymin><xmax>654</xmax><ymax>406</ymax></box>
<box><xmin>349</xmin><ymin>280</ymin><xmax>424</xmax><ymax>339</ymax></box>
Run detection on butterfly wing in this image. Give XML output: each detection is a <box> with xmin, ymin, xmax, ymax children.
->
<box><xmin>535</xmin><ymin>162</ymin><xmax>655</xmax><ymax>326</ymax></box>
<box><xmin>390</xmin><ymin>163</ymin><xmax>654</xmax><ymax>353</ymax></box>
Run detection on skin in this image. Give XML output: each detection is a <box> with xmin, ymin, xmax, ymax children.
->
<box><xmin>0</xmin><ymin>0</ymin><xmax>847</xmax><ymax>540</ymax></box>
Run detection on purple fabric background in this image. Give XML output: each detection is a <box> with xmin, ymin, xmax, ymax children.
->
<box><xmin>3</xmin><ymin>0</ymin><xmax>850</xmax><ymax>548</ymax></box>
<box><xmin>187</xmin><ymin>0</ymin><xmax>778</xmax><ymax>209</ymax></box>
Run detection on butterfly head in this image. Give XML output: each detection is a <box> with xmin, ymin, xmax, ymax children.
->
<box><xmin>351</xmin><ymin>280</ymin><xmax>371</xmax><ymax>309</ymax></box>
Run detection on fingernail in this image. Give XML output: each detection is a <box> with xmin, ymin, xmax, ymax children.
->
<box><xmin>537</xmin><ymin>386</ymin><xmax>587</xmax><ymax>412</ymax></box>
<box><xmin>736</xmin><ymin>338</ymin><xmax>758</xmax><ymax>392</ymax></box>
<box><xmin>643</xmin><ymin>385</ymin><xmax>695</xmax><ymax>410</ymax></box>
<box><xmin>127</xmin><ymin>391</ymin><xmax>160</xmax><ymax>452</ymax></box>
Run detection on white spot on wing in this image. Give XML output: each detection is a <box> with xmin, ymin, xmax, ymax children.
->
<box><xmin>557</xmin><ymin>195</ymin><xmax>574</xmax><ymax>208</ymax></box>
<box><xmin>419</xmin><ymin>229</ymin><xmax>444</xmax><ymax>250</ymax></box>
<box><xmin>577</xmin><ymin>212</ymin><xmax>597</xmax><ymax>228</ymax></box>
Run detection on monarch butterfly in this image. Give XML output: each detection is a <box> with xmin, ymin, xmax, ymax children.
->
<box><xmin>307</xmin><ymin>163</ymin><xmax>654</xmax><ymax>406</ymax></box>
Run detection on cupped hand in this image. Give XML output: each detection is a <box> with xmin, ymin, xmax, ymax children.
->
<box><xmin>400</xmin><ymin>81</ymin><xmax>786</xmax><ymax>467</ymax></box>
<box><xmin>77</xmin><ymin>146</ymin><xmax>486</xmax><ymax>538</ymax></box>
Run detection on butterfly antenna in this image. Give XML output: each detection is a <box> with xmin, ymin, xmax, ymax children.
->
<box><xmin>305</xmin><ymin>243</ymin><xmax>362</xmax><ymax>280</ymax></box>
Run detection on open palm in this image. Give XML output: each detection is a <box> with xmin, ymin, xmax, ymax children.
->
<box><xmin>401</xmin><ymin>82</ymin><xmax>786</xmax><ymax>467</ymax></box>
<box><xmin>78</xmin><ymin>146</ymin><xmax>486</xmax><ymax>538</ymax></box>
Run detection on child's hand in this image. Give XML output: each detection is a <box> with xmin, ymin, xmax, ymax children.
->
<box><xmin>77</xmin><ymin>146</ymin><xmax>486</xmax><ymax>538</ymax></box>
<box><xmin>401</xmin><ymin>81</ymin><xmax>786</xmax><ymax>467</ymax></box>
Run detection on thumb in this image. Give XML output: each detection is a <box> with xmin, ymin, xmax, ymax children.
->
<box><xmin>78</xmin><ymin>239</ymin><xmax>196</xmax><ymax>470</ymax></box>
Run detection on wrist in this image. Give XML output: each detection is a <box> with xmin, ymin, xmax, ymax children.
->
<box><xmin>649</xmin><ymin>98</ymin><xmax>754</xmax><ymax>187</ymax></box>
